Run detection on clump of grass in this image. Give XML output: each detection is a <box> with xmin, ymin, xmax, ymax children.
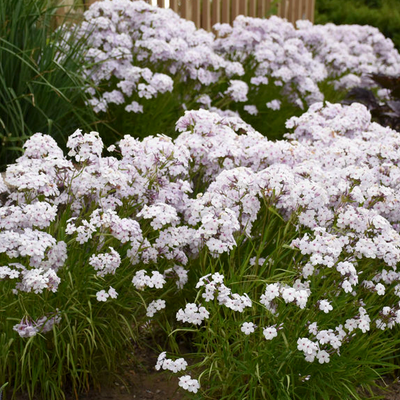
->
<box><xmin>0</xmin><ymin>0</ymin><xmax>99</xmax><ymax>170</ymax></box>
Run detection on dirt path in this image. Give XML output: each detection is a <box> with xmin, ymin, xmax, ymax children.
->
<box><xmin>66</xmin><ymin>343</ymin><xmax>187</xmax><ymax>400</ymax></box>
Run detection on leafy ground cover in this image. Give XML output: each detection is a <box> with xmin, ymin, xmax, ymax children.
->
<box><xmin>3</xmin><ymin>1</ymin><xmax>400</xmax><ymax>400</ymax></box>
<box><xmin>315</xmin><ymin>0</ymin><xmax>400</xmax><ymax>51</ymax></box>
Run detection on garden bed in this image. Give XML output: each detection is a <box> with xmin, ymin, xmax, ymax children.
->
<box><xmin>3</xmin><ymin>1</ymin><xmax>400</xmax><ymax>399</ymax></box>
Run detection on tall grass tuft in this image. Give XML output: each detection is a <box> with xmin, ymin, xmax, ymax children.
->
<box><xmin>0</xmin><ymin>0</ymin><xmax>99</xmax><ymax>170</ymax></box>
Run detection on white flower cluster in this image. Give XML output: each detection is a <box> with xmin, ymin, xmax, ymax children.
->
<box><xmin>0</xmin><ymin>231</ymin><xmax>65</xmax><ymax>295</ymax></box>
<box><xmin>155</xmin><ymin>351</ymin><xmax>188</xmax><ymax>373</ymax></box>
<box><xmin>67</xmin><ymin>210</ymin><xmax>143</xmax><ymax>261</ymax></box>
<box><xmin>146</xmin><ymin>299</ymin><xmax>166</xmax><ymax>317</ymax></box>
<box><xmin>67</xmin><ymin>129</ymin><xmax>103</xmax><ymax>162</ymax></box>
<box><xmin>77</xmin><ymin>0</ymin><xmax>243</xmax><ymax>114</ymax></box>
<box><xmin>0</xmin><ymin>202</ymin><xmax>57</xmax><ymax>230</ymax></box>
<box><xmin>176</xmin><ymin>303</ymin><xmax>210</xmax><ymax>325</ymax></box>
<box><xmin>17</xmin><ymin>266</ymin><xmax>61</xmax><ymax>294</ymax></box>
<box><xmin>297</xmin><ymin>338</ymin><xmax>331</xmax><ymax>364</ymax></box>
<box><xmin>89</xmin><ymin>247</ymin><xmax>121</xmax><ymax>277</ymax></box>
<box><xmin>137</xmin><ymin>203</ymin><xmax>180</xmax><ymax>230</ymax></box>
<box><xmin>224</xmin><ymin>80</ymin><xmax>249</xmax><ymax>102</ymax></box>
<box><xmin>4</xmin><ymin>131</ymin><xmax>67</xmax><ymax>196</ymax></box>
<box><xmin>196</xmin><ymin>272</ymin><xmax>252</xmax><ymax>312</ymax></box>
<box><xmin>13</xmin><ymin>311</ymin><xmax>61</xmax><ymax>338</ymax></box>
<box><xmin>260</xmin><ymin>280</ymin><xmax>311</xmax><ymax>311</ymax></box>
<box><xmin>132</xmin><ymin>270</ymin><xmax>166</xmax><ymax>290</ymax></box>
<box><xmin>344</xmin><ymin>307</ymin><xmax>372</xmax><ymax>333</ymax></box>
<box><xmin>178</xmin><ymin>375</ymin><xmax>200</xmax><ymax>393</ymax></box>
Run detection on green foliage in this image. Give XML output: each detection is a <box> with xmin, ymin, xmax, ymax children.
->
<box><xmin>97</xmin><ymin>80</ymin><xmax>200</xmax><ymax>146</ymax></box>
<box><xmin>315</xmin><ymin>0</ymin><xmax>400</xmax><ymax>51</ymax></box>
<box><xmin>223</xmin><ymin>59</ymin><xmax>305</xmax><ymax>140</ymax></box>
<box><xmin>0</xmin><ymin>0</ymin><xmax>99</xmax><ymax>169</ymax></box>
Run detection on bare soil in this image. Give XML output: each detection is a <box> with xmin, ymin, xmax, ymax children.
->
<box><xmin>12</xmin><ymin>343</ymin><xmax>187</xmax><ymax>400</ymax></box>
<box><xmin>8</xmin><ymin>341</ymin><xmax>400</xmax><ymax>400</ymax></box>
<box><xmin>361</xmin><ymin>377</ymin><xmax>400</xmax><ymax>400</ymax></box>
<box><xmin>68</xmin><ymin>345</ymin><xmax>187</xmax><ymax>400</ymax></box>
<box><xmin>70</xmin><ymin>373</ymin><xmax>185</xmax><ymax>400</ymax></box>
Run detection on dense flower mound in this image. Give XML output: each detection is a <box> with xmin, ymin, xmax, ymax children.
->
<box><xmin>173</xmin><ymin>102</ymin><xmax>400</xmax><ymax>311</ymax></box>
<box><xmin>213</xmin><ymin>15</ymin><xmax>327</xmax><ymax>107</ymax></box>
<box><xmin>297</xmin><ymin>20</ymin><xmax>400</xmax><ymax>89</ymax></box>
<box><xmin>74</xmin><ymin>0</ymin><xmax>400</xmax><ymax>122</ymax></box>
<box><xmin>79</xmin><ymin>0</ymin><xmax>244</xmax><ymax>114</ymax></box>
<box><xmin>214</xmin><ymin>15</ymin><xmax>400</xmax><ymax>112</ymax></box>
<box><xmin>65</xmin><ymin>0</ymin><xmax>400</xmax><ymax>132</ymax></box>
<box><xmin>2</xmin><ymin>102</ymin><xmax>400</xmax><ymax>397</ymax></box>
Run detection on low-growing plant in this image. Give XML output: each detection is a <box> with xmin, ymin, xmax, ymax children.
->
<box><xmin>73</xmin><ymin>0</ymin><xmax>400</xmax><ymax>144</ymax></box>
<box><xmin>154</xmin><ymin>105</ymin><xmax>400</xmax><ymax>399</ymax></box>
<box><xmin>2</xmin><ymin>103</ymin><xmax>400</xmax><ymax>398</ymax></box>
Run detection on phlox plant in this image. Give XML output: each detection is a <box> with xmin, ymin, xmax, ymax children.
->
<box><xmin>73</xmin><ymin>0</ymin><xmax>400</xmax><ymax>145</ymax></box>
<box><xmin>75</xmin><ymin>0</ymin><xmax>246</xmax><ymax>144</ymax></box>
<box><xmin>212</xmin><ymin>14</ymin><xmax>400</xmax><ymax>139</ymax></box>
<box><xmin>156</xmin><ymin>104</ymin><xmax>400</xmax><ymax>399</ymax></box>
<box><xmin>0</xmin><ymin>133</ymin><xmax>194</xmax><ymax>398</ymax></box>
<box><xmin>2</xmin><ymin>103</ymin><xmax>400</xmax><ymax>399</ymax></box>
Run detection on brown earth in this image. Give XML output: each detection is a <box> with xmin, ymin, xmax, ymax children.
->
<box><xmin>69</xmin><ymin>373</ymin><xmax>185</xmax><ymax>400</ymax></box>
<box><xmin>11</xmin><ymin>360</ymin><xmax>400</xmax><ymax>400</ymax></box>
<box><xmin>361</xmin><ymin>377</ymin><xmax>400</xmax><ymax>400</ymax></box>
<box><xmin>6</xmin><ymin>333</ymin><xmax>400</xmax><ymax>400</ymax></box>
<box><xmin>11</xmin><ymin>343</ymin><xmax>187</xmax><ymax>400</ymax></box>
<box><xmin>68</xmin><ymin>345</ymin><xmax>187</xmax><ymax>400</ymax></box>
